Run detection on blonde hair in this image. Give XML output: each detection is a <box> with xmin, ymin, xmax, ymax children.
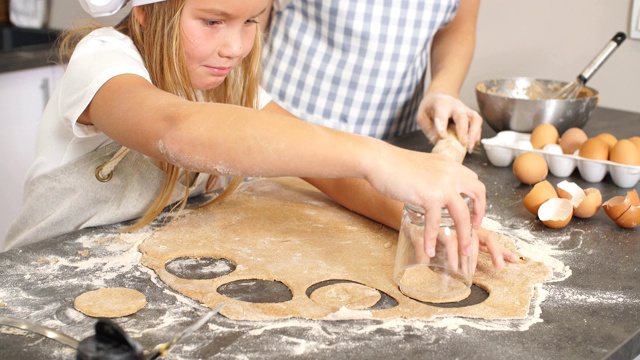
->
<box><xmin>58</xmin><ymin>0</ymin><xmax>263</xmax><ymax>231</ymax></box>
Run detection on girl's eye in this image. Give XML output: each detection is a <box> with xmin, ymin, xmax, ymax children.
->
<box><xmin>245</xmin><ymin>18</ymin><xmax>259</xmax><ymax>25</ymax></box>
<box><xmin>204</xmin><ymin>20</ymin><xmax>222</xmax><ymax>27</ymax></box>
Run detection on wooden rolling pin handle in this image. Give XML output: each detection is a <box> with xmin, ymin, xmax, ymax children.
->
<box><xmin>430</xmin><ymin>126</ymin><xmax>466</xmax><ymax>164</ymax></box>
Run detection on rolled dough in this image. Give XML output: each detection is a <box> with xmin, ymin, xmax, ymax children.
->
<box><xmin>310</xmin><ymin>282</ymin><xmax>382</xmax><ymax>310</ymax></box>
<box><xmin>74</xmin><ymin>287</ymin><xmax>147</xmax><ymax>318</ymax></box>
<box><xmin>139</xmin><ymin>178</ymin><xmax>551</xmax><ymax>321</ymax></box>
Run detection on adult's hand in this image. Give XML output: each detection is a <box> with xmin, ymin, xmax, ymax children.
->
<box><xmin>416</xmin><ymin>93</ymin><xmax>482</xmax><ymax>154</ymax></box>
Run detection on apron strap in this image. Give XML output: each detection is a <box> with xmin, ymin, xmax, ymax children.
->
<box><xmin>95</xmin><ymin>145</ymin><xmax>130</xmax><ymax>182</ymax></box>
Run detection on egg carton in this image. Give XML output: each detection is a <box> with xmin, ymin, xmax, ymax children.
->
<box><xmin>481</xmin><ymin>131</ymin><xmax>640</xmax><ymax>188</ymax></box>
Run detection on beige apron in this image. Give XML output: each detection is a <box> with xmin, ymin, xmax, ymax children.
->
<box><xmin>4</xmin><ymin>142</ymin><xmax>208</xmax><ymax>251</ymax></box>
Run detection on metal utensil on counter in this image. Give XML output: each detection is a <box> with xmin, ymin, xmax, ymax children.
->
<box><xmin>553</xmin><ymin>31</ymin><xmax>626</xmax><ymax>99</ymax></box>
<box><xmin>0</xmin><ymin>305</ymin><xmax>224</xmax><ymax>359</ymax></box>
<box><xmin>0</xmin><ymin>316</ymin><xmax>80</xmax><ymax>349</ymax></box>
<box><xmin>147</xmin><ymin>304</ymin><xmax>224</xmax><ymax>360</ymax></box>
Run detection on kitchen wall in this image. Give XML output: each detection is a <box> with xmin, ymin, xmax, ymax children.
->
<box><xmin>48</xmin><ymin>0</ymin><xmax>640</xmax><ymax>113</ymax></box>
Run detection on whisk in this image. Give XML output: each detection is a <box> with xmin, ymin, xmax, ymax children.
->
<box><xmin>554</xmin><ymin>31</ymin><xmax>626</xmax><ymax>99</ymax></box>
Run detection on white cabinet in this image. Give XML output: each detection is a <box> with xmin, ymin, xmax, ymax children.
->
<box><xmin>0</xmin><ymin>64</ymin><xmax>64</xmax><ymax>249</ymax></box>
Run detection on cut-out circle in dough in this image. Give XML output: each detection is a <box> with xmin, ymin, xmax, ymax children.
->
<box><xmin>309</xmin><ymin>282</ymin><xmax>381</xmax><ymax>310</ymax></box>
<box><xmin>74</xmin><ymin>287</ymin><xmax>147</xmax><ymax>318</ymax></box>
<box><xmin>217</xmin><ymin>279</ymin><xmax>292</xmax><ymax>303</ymax></box>
<box><xmin>165</xmin><ymin>256</ymin><xmax>235</xmax><ymax>280</ymax></box>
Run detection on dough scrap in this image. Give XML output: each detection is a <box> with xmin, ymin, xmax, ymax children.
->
<box><xmin>139</xmin><ymin>178</ymin><xmax>552</xmax><ymax>321</ymax></box>
<box><xmin>74</xmin><ymin>287</ymin><xmax>147</xmax><ymax>318</ymax></box>
<box><xmin>310</xmin><ymin>283</ymin><xmax>381</xmax><ymax>310</ymax></box>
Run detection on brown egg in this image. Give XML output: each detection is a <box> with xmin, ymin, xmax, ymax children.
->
<box><xmin>559</xmin><ymin>127</ymin><xmax>588</xmax><ymax>154</ymax></box>
<box><xmin>595</xmin><ymin>133</ymin><xmax>618</xmax><ymax>152</ymax></box>
<box><xmin>579</xmin><ymin>137</ymin><xmax>609</xmax><ymax>161</ymax></box>
<box><xmin>538</xmin><ymin>198</ymin><xmax>573</xmax><ymax>228</ymax></box>
<box><xmin>574</xmin><ymin>188</ymin><xmax>602</xmax><ymax>218</ymax></box>
<box><xmin>513</xmin><ymin>152</ymin><xmax>548</xmax><ymax>185</ymax></box>
<box><xmin>530</xmin><ymin>123</ymin><xmax>559</xmax><ymax>150</ymax></box>
<box><xmin>629</xmin><ymin>136</ymin><xmax>640</xmax><ymax>153</ymax></box>
<box><xmin>610</xmin><ymin>139</ymin><xmax>640</xmax><ymax>166</ymax></box>
<box><xmin>523</xmin><ymin>180</ymin><xmax>557</xmax><ymax>215</ymax></box>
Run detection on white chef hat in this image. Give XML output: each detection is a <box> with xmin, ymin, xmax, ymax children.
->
<box><xmin>79</xmin><ymin>0</ymin><xmax>167</xmax><ymax>18</ymax></box>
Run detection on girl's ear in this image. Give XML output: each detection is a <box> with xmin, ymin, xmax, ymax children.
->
<box><xmin>132</xmin><ymin>6</ymin><xmax>146</xmax><ymax>26</ymax></box>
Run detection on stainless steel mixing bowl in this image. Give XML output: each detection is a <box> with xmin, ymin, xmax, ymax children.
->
<box><xmin>475</xmin><ymin>77</ymin><xmax>599</xmax><ymax>134</ymax></box>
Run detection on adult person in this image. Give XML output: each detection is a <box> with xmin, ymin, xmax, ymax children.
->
<box><xmin>260</xmin><ymin>0</ymin><xmax>482</xmax><ymax>152</ymax></box>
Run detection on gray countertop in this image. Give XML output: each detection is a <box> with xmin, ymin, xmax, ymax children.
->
<box><xmin>0</xmin><ymin>107</ymin><xmax>638</xmax><ymax>360</ymax></box>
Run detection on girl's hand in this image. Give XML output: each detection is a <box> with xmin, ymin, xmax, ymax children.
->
<box><xmin>472</xmin><ymin>228</ymin><xmax>521</xmax><ymax>273</ymax></box>
<box><xmin>364</xmin><ymin>143</ymin><xmax>485</xmax><ymax>260</ymax></box>
<box><xmin>416</xmin><ymin>93</ymin><xmax>483</xmax><ymax>154</ymax></box>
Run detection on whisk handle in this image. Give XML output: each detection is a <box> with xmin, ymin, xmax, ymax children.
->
<box><xmin>578</xmin><ymin>31</ymin><xmax>626</xmax><ymax>84</ymax></box>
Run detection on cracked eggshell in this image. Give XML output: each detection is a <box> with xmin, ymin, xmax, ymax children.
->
<box><xmin>627</xmin><ymin>189</ymin><xmax>640</xmax><ymax>206</ymax></box>
<box><xmin>604</xmin><ymin>190</ymin><xmax>640</xmax><ymax>228</ymax></box>
<box><xmin>556</xmin><ymin>180</ymin><xmax>586</xmax><ymax>208</ymax></box>
<box><xmin>615</xmin><ymin>205</ymin><xmax>640</xmax><ymax>228</ymax></box>
<box><xmin>523</xmin><ymin>180</ymin><xmax>558</xmax><ymax>215</ymax></box>
<box><xmin>602</xmin><ymin>195</ymin><xmax>632</xmax><ymax>221</ymax></box>
<box><xmin>538</xmin><ymin>198</ymin><xmax>573</xmax><ymax>228</ymax></box>
<box><xmin>573</xmin><ymin>188</ymin><xmax>602</xmax><ymax>218</ymax></box>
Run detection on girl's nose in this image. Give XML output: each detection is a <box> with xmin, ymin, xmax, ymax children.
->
<box><xmin>219</xmin><ymin>31</ymin><xmax>244</xmax><ymax>59</ymax></box>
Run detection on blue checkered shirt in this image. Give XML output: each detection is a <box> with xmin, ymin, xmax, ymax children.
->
<box><xmin>262</xmin><ymin>0</ymin><xmax>460</xmax><ymax>139</ymax></box>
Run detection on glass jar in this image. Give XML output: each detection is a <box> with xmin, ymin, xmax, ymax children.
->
<box><xmin>393</xmin><ymin>197</ymin><xmax>473</xmax><ymax>303</ymax></box>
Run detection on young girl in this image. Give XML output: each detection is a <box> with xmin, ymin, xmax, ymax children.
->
<box><xmin>5</xmin><ymin>0</ymin><xmax>516</xmax><ymax>268</ymax></box>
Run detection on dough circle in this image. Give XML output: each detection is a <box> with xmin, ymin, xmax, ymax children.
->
<box><xmin>74</xmin><ymin>287</ymin><xmax>147</xmax><ymax>318</ymax></box>
<box><xmin>310</xmin><ymin>282</ymin><xmax>381</xmax><ymax>310</ymax></box>
<box><xmin>397</xmin><ymin>266</ymin><xmax>471</xmax><ymax>303</ymax></box>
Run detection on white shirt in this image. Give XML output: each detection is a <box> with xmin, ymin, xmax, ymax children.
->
<box><xmin>27</xmin><ymin>27</ymin><xmax>272</xmax><ymax>181</ymax></box>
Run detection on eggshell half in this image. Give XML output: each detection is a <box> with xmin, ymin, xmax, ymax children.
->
<box><xmin>573</xmin><ymin>188</ymin><xmax>602</xmax><ymax>218</ymax></box>
<box><xmin>602</xmin><ymin>196</ymin><xmax>631</xmax><ymax>221</ymax></box>
<box><xmin>626</xmin><ymin>189</ymin><xmax>639</xmax><ymax>206</ymax></box>
<box><xmin>615</xmin><ymin>205</ymin><xmax>640</xmax><ymax>228</ymax></box>
<box><xmin>538</xmin><ymin>198</ymin><xmax>573</xmax><ymax>228</ymax></box>
<box><xmin>523</xmin><ymin>180</ymin><xmax>558</xmax><ymax>215</ymax></box>
<box><xmin>556</xmin><ymin>180</ymin><xmax>586</xmax><ymax>208</ymax></box>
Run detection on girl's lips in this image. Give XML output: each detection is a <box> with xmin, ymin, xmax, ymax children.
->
<box><xmin>205</xmin><ymin>66</ymin><xmax>232</xmax><ymax>76</ymax></box>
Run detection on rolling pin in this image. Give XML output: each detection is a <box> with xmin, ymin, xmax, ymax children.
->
<box><xmin>430</xmin><ymin>125</ymin><xmax>467</xmax><ymax>164</ymax></box>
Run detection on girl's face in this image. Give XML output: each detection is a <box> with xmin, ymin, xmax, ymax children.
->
<box><xmin>180</xmin><ymin>0</ymin><xmax>266</xmax><ymax>90</ymax></box>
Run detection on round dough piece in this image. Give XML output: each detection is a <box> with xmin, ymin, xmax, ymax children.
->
<box><xmin>74</xmin><ymin>287</ymin><xmax>147</xmax><ymax>318</ymax></box>
<box><xmin>310</xmin><ymin>282</ymin><xmax>381</xmax><ymax>310</ymax></box>
<box><xmin>397</xmin><ymin>266</ymin><xmax>471</xmax><ymax>303</ymax></box>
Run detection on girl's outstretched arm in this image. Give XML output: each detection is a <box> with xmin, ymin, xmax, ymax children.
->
<box><xmin>83</xmin><ymin>73</ymin><xmax>485</xmax><ymax>256</ymax></box>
